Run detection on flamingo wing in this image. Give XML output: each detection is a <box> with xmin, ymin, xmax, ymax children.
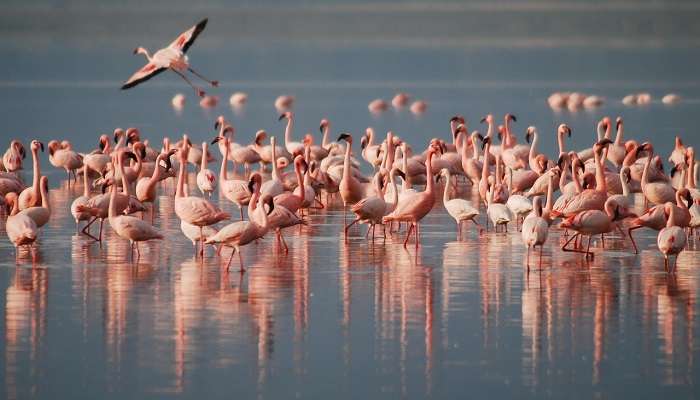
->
<box><xmin>168</xmin><ymin>18</ymin><xmax>208</xmax><ymax>53</ymax></box>
<box><xmin>121</xmin><ymin>62</ymin><xmax>167</xmax><ymax>90</ymax></box>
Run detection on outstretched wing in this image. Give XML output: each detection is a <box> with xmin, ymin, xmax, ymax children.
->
<box><xmin>121</xmin><ymin>62</ymin><xmax>167</xmax><ymax>90</ymax></box>
<box><xmin>168</xmin><ymin>18</ymin><xmax>208</xmax><ymax>54</ymax></box>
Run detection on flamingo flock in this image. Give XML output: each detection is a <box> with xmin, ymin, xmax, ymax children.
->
<box><xmin>1</xmin><ymin>111</ymin><xmax>698</xmax><ymax>274</ymax></box>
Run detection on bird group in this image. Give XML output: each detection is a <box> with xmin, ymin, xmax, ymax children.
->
<box><xmin>1</xmin><ymin>111</ymin><xmax>698</xmax><ymax>274</ymax></box>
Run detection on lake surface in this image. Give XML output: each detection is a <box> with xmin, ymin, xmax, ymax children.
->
<box><xmin>1</xmin><ymin>1</ymin><xmax>700</xmax><ymax>399</ymax></box>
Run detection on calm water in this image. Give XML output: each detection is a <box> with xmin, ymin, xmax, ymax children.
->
<box><xmin>1</xmin><ymin>1</ymin><xmax>700</xmax><ymax>399</ymax></box>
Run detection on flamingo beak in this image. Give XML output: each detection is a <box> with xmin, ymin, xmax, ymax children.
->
<box><xmin>211</xmin><ymin>137</ymin><xmax>221</xmax><ymax>145</ymax></box>
<box><xmin>557</xmin><ymin>155</ymin><xmax>565</xmax><ymax>170</ymax></box>
<box><xmin>266</xmin><ymin>196</ymin><xmax>275</xmax><ymax>215</ymax></box>
<box><xmin>509</xmin><ymin>114</ymin><xmax>517</xmax><ymax>122</ymax></box>
<box><xmin>214</xmin><ymin>121</ymin><xmax>220</xmax><ymax>130</ymax></box>
<box><xmin>337</xmin><ymin>134</ymin><xmax>351</xmax><ymax>142</ymax></box>
<box><xmin>566</xmin><ymin>126</ymin><xmax>572</xmax><ymax>137</ymax></box>
<box><xmin>597</xmin><ymin>138</ymin><xmax>613</xmax><ymax>146</ymax></box>
<box><xmin>125</xmin><ymin>151</ymin><xmax>137</xmax><ymax>162</ymax></box>
<box><xmin>39</xmin><ymin>142</ymin><xmax>44</xmax><ymax>152</ymax></box>
<box><xmin>396</xmin><ymin>169</ymin><xmax>406</xmax><ymax>180</ymax></box>
<box><xmin>480</xmin><ymin>117</ymin><xmax>487</xmax><ymax>123</ymax></box>
<box><xmin>525</xmin><ymin>132</ymin><xmax>532</xmax><ymax>144</ymax></box>
<box><xmin>278</xmin><ymin>113</ymin><xmax>286</xmax><ymax>121</ymax></box>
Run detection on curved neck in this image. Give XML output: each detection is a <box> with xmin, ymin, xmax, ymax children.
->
<box><xmin>622</xmin><ymin>145</ymin><xmax>637</xmax><ymax>167</ymax></box>
<box><xmin>676</xmin><ymin>191</ymin><xmax>688</xmax><ymax>210</ymax></box>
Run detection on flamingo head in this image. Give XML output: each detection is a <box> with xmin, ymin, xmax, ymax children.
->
<box><xmin>47</xmin><ymin>140</ymin><xmax>61</xmax><ymax>156</ymax></box>
<box><xmin>497</xmin><ymin>125</ymin><xmax>504</xmax><ymax>141</ymax></box>
<box><xmin>621</xmin><ymin>166</ymin><xmax>632</xmax><ymax>183</ymax></box>
<box><xmin>505</xmin><ymin>113</ymin><xmax>517</xmax><ymax>123</ymax></box>
<box><xmin>480</xmin><ymin>114</ymin><xmax>493</xmax><ymax>124</ymax></box>
<box><xmin>248</xmin><ymin>173</ymin><xmax>262</xmax><ymax>193</ymax></box>
<box><xmin>125</xmin><ymin>128</ymin><xmax>140</xmax><ymax>144</ymax></box>
<box><xmin>525</xmin><ymin>126</ymin><xmax>536</xmax><ymax>143</ymax></box>
<box><xmin>254</xmin><ymin>130</ymin><xmax>267</xmax><ymax>146</ymax></box>
<box><xmin>450</xmin><ymin>115</ymin><xmax>465</xmax><ymax>125</ymax></box>
<box><xmin>261</xmin><ymin>194</ymin><xmax>275</xmax><ymax>215</ymax></box>
<box><xmin>30</xmin><ymin>140</ymin><xmax>44</xmax><ymax>153</ymax></box>
<box><xmin>337</xmin><ymin>133</ymin><xmax>352</xmax><ymax>143</ymax></box>
<box><xmin>616</xmin><ymin>116</ymin><xmax>623</xmax><ymax>130</ymax></box>
<box><xmin>133</xmin><ymin>47</ymin><xmax>148</xmax><ymax>56</ymax></box>
<box><xmin>319</xmin><ymin>119</ymin><xmax>329</xmax><ymax>132</ymax></box>
<box><xmin>214</xmin><ymin>115</ymin><xmax>226</xmax><ymax>131</ymax></box>
<box><xmin>559</xmin><ymin>124</ymin><xmax>572</xmax><ymax>138</ymax></box>
<box><xmin>360</xmin><ymin>135</ymin><xmax>368</xmax><ymax>150</ymax></box>
<box><xmin>481</xmin><ymin>136</ymin><xmax>491</xmax><ymax>150</ymax></box>
<box><xmin>278</xmin><ymin>111</ymin><xmax>292</xmax><ymax>121</ymax></box>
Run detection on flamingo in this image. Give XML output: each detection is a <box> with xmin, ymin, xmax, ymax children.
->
<box><xmin>213</xmin><ymin>135</ymin><xmax>251</xmax><ymax>220</ymax></box>
<box><xmin>506</xmin><ymin>167</ymin><xmax>533</xmax><ymax>230</ymax></box>
<box><xmin>206</xmin><ymin>175</ymin><xmax>273</xmax><ymax>271</ymax></box>
<box><xmin>107</xmin><ymin>176</ymin><xmax>163</xmax><ymax>261</ymax></box>
<box><xmin>279</xmin><ymin>112</ymin><xmax>304</xmax><ymax>157</ymax></box>
<box><xmin>274</xmin><ymin>155</ymin><xmax>307</xmax><ymax>214</ymax></box>
<box><xmin>524</xmin><ymin>126</ymin><xmax>547</xmax><ymax>175</ymax></box>
<box><xmin>18</xmin><ymin>140</ymin><xmax>44</xmax><ymax>210</ymax></box>
<box><xmin>196</xmin><ymin>142</ymin><xmax>217</xmax><ymax>196</ymax></box>
<box><xmin>607</xmin><ymin>117</ymin><xmax>626</xmax><ymax>167</ymax></box>
<box><xmin>486</xmin><ymin>181</ymin><xmax>512</xmax><ymax>232</ymax></box>
<box><xmin>383</xmin><ymin>145</ymin><xmax>440</xmax><ymax>248</ymax></box>
<box><xmin>136</xmin><ymin>150</ymin><xmax>175</xmax><ymax>219</ymax></box>
<box><xmin>345</xmin><ymin>171</ymin><xmax>389</xmax><ymax>239</ymax></box>
<box><xmin>309</xmin><ymin>119</ymin><xmax>333</xmax><ymax>161</ymax></box>
<box><xmin>440</xmin><ymin>168</ymin><xmax>479</xmax><ymax>239</ymax></box>
<box><xmin>560</xmin><ymin>198</ymin><xmax>620</xmax><ymax>259</ymax></box>
<box><xmin>121</xmin><ymin>18</ymin><xmax>217</xmax><ymax>97</ymax></box>
<box><xmin>83</xmin><ymin>135</ymin><xmax>112</xmax><ymax>177</ymax></box>
<box><xmin>175</xmin><ymin>143</ymin><xmax>230</xmax><ymax>257</ymax></box>
<box><xmin>4</xmin><ymin>192</ymin><xmax>38</xmax><ymax>253</ymax></box>
<box><xmin>48</xmin><ymin>140</ymin><xmax>83</xmax><ymax>184</ymax></box>
<box><xmin>71</xmin><ymin>163</ymin><xmax>93</xmax><ymax>227</ymax></box>
<box><xmin>657</xmin><ymin>204</ymin><xmax>687</xmax><ymax>273</ymax></box>
<box><xmin>18</xmin><ymin>176</ymin><xmax>51</xmax><ymax>228</ymax></box>
<box><xmin>337</xmin><ymin>133</ymin><xmax>367</xmax><ymax>222</ymax></box>
<box><xmin>522</xmin><ymin>196</ymin><xmax>549</xmax><ymax>268</ymax></box>
<box><xmin>669</xmin><ymin>137</ymin><xmax>686</xmax><ymax>166</ymax></box>
<box><xmin>461</xmin><ymin>129</ymin><xmax>483</xmax><ymax>185</ymax></box>
<box><xmin>260</xmin><ymin>136</ymin><xmax>286</xmax><ymax>199</ymax></box>
<box><xmin>2</xmin><ymin>140</ymin><xmax>25</xmax><ymax>172</ymax></box>
<box><xmin>640</xmin><ymin>143</ymin><xmax>675</xmax><ymax>206</ymax></box>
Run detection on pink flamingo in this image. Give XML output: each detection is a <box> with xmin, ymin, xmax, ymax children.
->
<box><xmin>657</xmin><ymin>204</ymin><xmax>687</xmax><ymax>272</ymax></box>
<box><xmin>18</xmin><ymin>140</ymin><xmax>44</xmax><ymax>210</ymax></box>
<box><xmin>560</xmin><ymin>198</ymin><xmax>620</xmax><ymax>259</ymax></box>
<box><xmin>175</xmin><ymin>143</ymin><xmax>230</xmax><ymax>257</ymax></box>
<box><xmin>2</xmin><ymin>140</ymin><xmax>25</xmax><ymax>172</ymax></box>
<box><xmin>383</xmin><ymin>145</ymin><xmax>440</xmax><ymax>248</ymax></box>
<box><xmin>4</xmin><ymin>193</ymin><xmax>38</xmax><ymax>254</ymax></box>
<box><xmin>121</xmin><ymin>18</ymin><xmax>217</xmax><ymax>97</ymax></box>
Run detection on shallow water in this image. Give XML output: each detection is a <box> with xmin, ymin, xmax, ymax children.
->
<box><xmin>2</xmin><ymin>1</ymin><xmax>700</xmax><ymax>399</ymax></box>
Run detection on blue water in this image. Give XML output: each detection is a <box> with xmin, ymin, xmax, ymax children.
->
<box><xmin>1</xmin><ymin>1</ymin><xmax>700</xmax><ymax>399</ymax></box>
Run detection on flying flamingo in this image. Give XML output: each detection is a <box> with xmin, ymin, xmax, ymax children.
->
<box><xmin>657</xmin><ymin>204</ymin><xmax>687</xmax><ymax>273</ymax></box>
<box><xmin>121</xmin><ymin>18</ymin><xmax>217</xmax><ymax>97</ymax></box>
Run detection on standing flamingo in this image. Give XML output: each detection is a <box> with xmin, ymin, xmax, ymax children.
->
<box><xmin>657</xmin><ymin>204</ymin><xmax>687</xmax><ymax>273</ymax></box>
<box><xmin>279</xmin><ymin>112</ymin><xmax>304</xmax><ymax>157</ymax></box>
<box><xmin>18</xmin><ymin>140</ymin><xmax>44</xmax><ymax>210</ymax></box>
<box><xmin>121</xmin><ymin>18</ymin><xmax>217</xmax><ymax>97</ymax></box>
<box><xmin>214</xmin><ymin>135</ymin><xmax>251</xmax><ymax>220</ymax></box>
<box><xmin>440</xmin><ymin>168</ymin><xmax>479</xmax><ymax>239</ymax></box>
<box><xmin>4</xmin><ymin>192</ymin><xmax>38</xmax><ymax>253</ymax></box>
<box><xmin>522</xmin><ymin>196</ymin><xmax>549</xmax><ymax>268</ymax></box>
<box><xmin>2</xmin><ymin>140</ymin><xmax>25</xmax><ymax>172</ymax></box>
<box><xmin>383</xmin><ymin>145</ymin><xmax>439</xmax><ymax>248</ymax></box>
<box><xmin>560</xmin><ymin>198</ymin><xmax>620</xmax><ymax>259</ymax></box>
<box><xmin>196</xmin><ymin>142</ymin><xmax>217</xmax><ymax>196</ymax></box>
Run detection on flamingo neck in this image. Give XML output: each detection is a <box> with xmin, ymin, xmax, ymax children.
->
<box><xmin>176</xmin><ymin>153</ymin><xmax>187</xmax><ymax>198</ymax></box>
<box><xmin>528</xmin><ymin>132</ymin><xmax>539</xmax><ymax>165</ymax></box>
<box><xmin>284</xmin><ymin>117</ymin><xmax>294</xmax><ymax>147</ymax></box>
<box><xmin>119</xmin><ymin>154</ymin><xmax>132</xmax><ymax>196</ymax></box>
<box><xmin>200</xmin><ymin>143</ymin><xmax>208</xmax><ymax>171</ymax></box>
<box><xmin>622</xmin><ymin>145</ymin><xmax>638</xmax><ymax>167</ymax></box>
<box><xmin>295</xmin><ymin>162</ymin><xmax>305</xmax><ymax>203</ymax></box>
<box><xmin>108</xmin><ymin>180</ymin><xmax>118</xmax><ymax>220</ymax></box>
<box><xmin>220</xmin><ymin>139</ymin><xmax>230</xmax><ymax>181</ymax></box>
<box><xmin>615</xmin><ymin>122</ymin><xmax>624</xmax><ymax>144</ymax></box>
<box><xmin>572</xmin><ymin>161</ymin><xmax>583</xmax><ymax>193</ymax></box>
<box><xmin>343</xmin><ymin>140</ymin><xmax>352</xmax><ymax>181</ymax></box>
<box><xmin>401</xmin><ymin>147</ymin><xmax>411</xmax><ymax>190</ymax></box>
<box><xmin>442</xmin><ymin>171</ymin><xmax>451</xmax><ymax>203</ymax></box>
<box><xmin>390</xmin><ymin>171</ymin><xmax>399</xmax><ymax>206</ymax></box>
<box><xmin>321</xmin><ymin>125</ymin><xmax>330</xmax><ymax>149</ymax></box>
<box><xmin>593</xmin><ymin>149</ymin><xmax>607</xmax><ymax>192</ymax></box>
<box><xmin>472</xmin><ymin>136</ymin><xmax>479</xmax><ymax>160</ymax></box>
<box><xmin>557</xmin><ymin>130</ymin><xmax>566</xmax><ymax>155</ymax></box>
<box><xmin>481</xmin><ymin>144</ymin><xmax>490</xmax><ymax>181</ymax></box>
<box><xmin>425</xmin><ymin>152</ymin><xmax>435</xmax><ymax>195</ymax></box>
<box><xmin>40</xmin><ymin>180</ymin><xmax>49</xmax><ymax>211</ymax></box>
<box><xmin>32</xmin><ymin>148</ymin><xmax>41</xmax><ymax>194</ymax></box>
<box><xmin>82</xmin><ymin>164</ymin><xmax>89</xmax><ymax>197</ymax></box>
<box><xmin>621</xmin><ymin>173</ymin><xmax>630</xmax><ymax>197</ymax></box>
<box><xmin>641</xmin><ymin>152</ymin><xmax>652</xmax><ymax>186</ymax></box>
<box><xmin>271</xmin><ymin>139</ymin><xmax>282</xmax><ymax>180</ymax></box>
<box><xmin>544</xmin><ymin>174</ymin><xmax>554</xmax><ymax>214</ymax></box>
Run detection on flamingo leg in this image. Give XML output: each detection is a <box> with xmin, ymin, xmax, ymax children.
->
<box><xmin>404</xmin><ymin>223</ymin><xmax>415</xmax><ymax>248</ymax></box>
<box><xmin>226</xmin><ymin>247</ymin><xmax>235</xmax><ymax>271</ymax></box>
<box><xmin>188</xmin><ymin>67</ymin><xmax>218</xmax><ymax>87</ymax></box>
<box><xmin>239</xmin><ymin>207</ymin><xmax>244</xmax><ymax>221</ymax></box>
<box><xmin>172</xmin><ymin>69</ymin><xmax>205</xmax><ymax>97</ymax></box>
<box><xmin>539</xmin><ymin>245</ymin><xmax>544</xmax><ymax>267</ymax></box>
<box><xmin>561</xmin><ymin>232</ymin><xmax>581</xmax><ymax>253</ymax></box>
<box><xmin>627</xmin><ymin>226</ymin><xmax>641</xmax><ymax>254</ymax></box>
<box><xmin>98</xmin><ymin>218</ymin><xmax>104</xmax><ymax>242</ymax></box>
<box><xmin>81</xmin><ymin>217</ymin><xmax>99</xmax><ymax>241</ymax></box>
<box><xmin>345</xmin><ymin>218</ymin><xmax>359</xmax><ymax>237</ymax></box>
<box><xmin>199</xmin><ymin>227</ymin><xmax>205</xmax><ymax>258</ymax></box>
<box><xmin>237</xmin><ymin>246</ymin><xmax>245</xmax><ymax>272</ymax></box>
<box><xmin>585</xmin><ymin>235</ymin><xmax>593</xmax><ymax>258</ymax></box>
<box><xmin>135</xmin><ymin>242</ymin><xmax>141</xmax><ymax>261</ymax></box>
<box><xmin>526</xmin><ymin>246</ymin><xmax>530</xmax><ymax>267</ymax></box>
